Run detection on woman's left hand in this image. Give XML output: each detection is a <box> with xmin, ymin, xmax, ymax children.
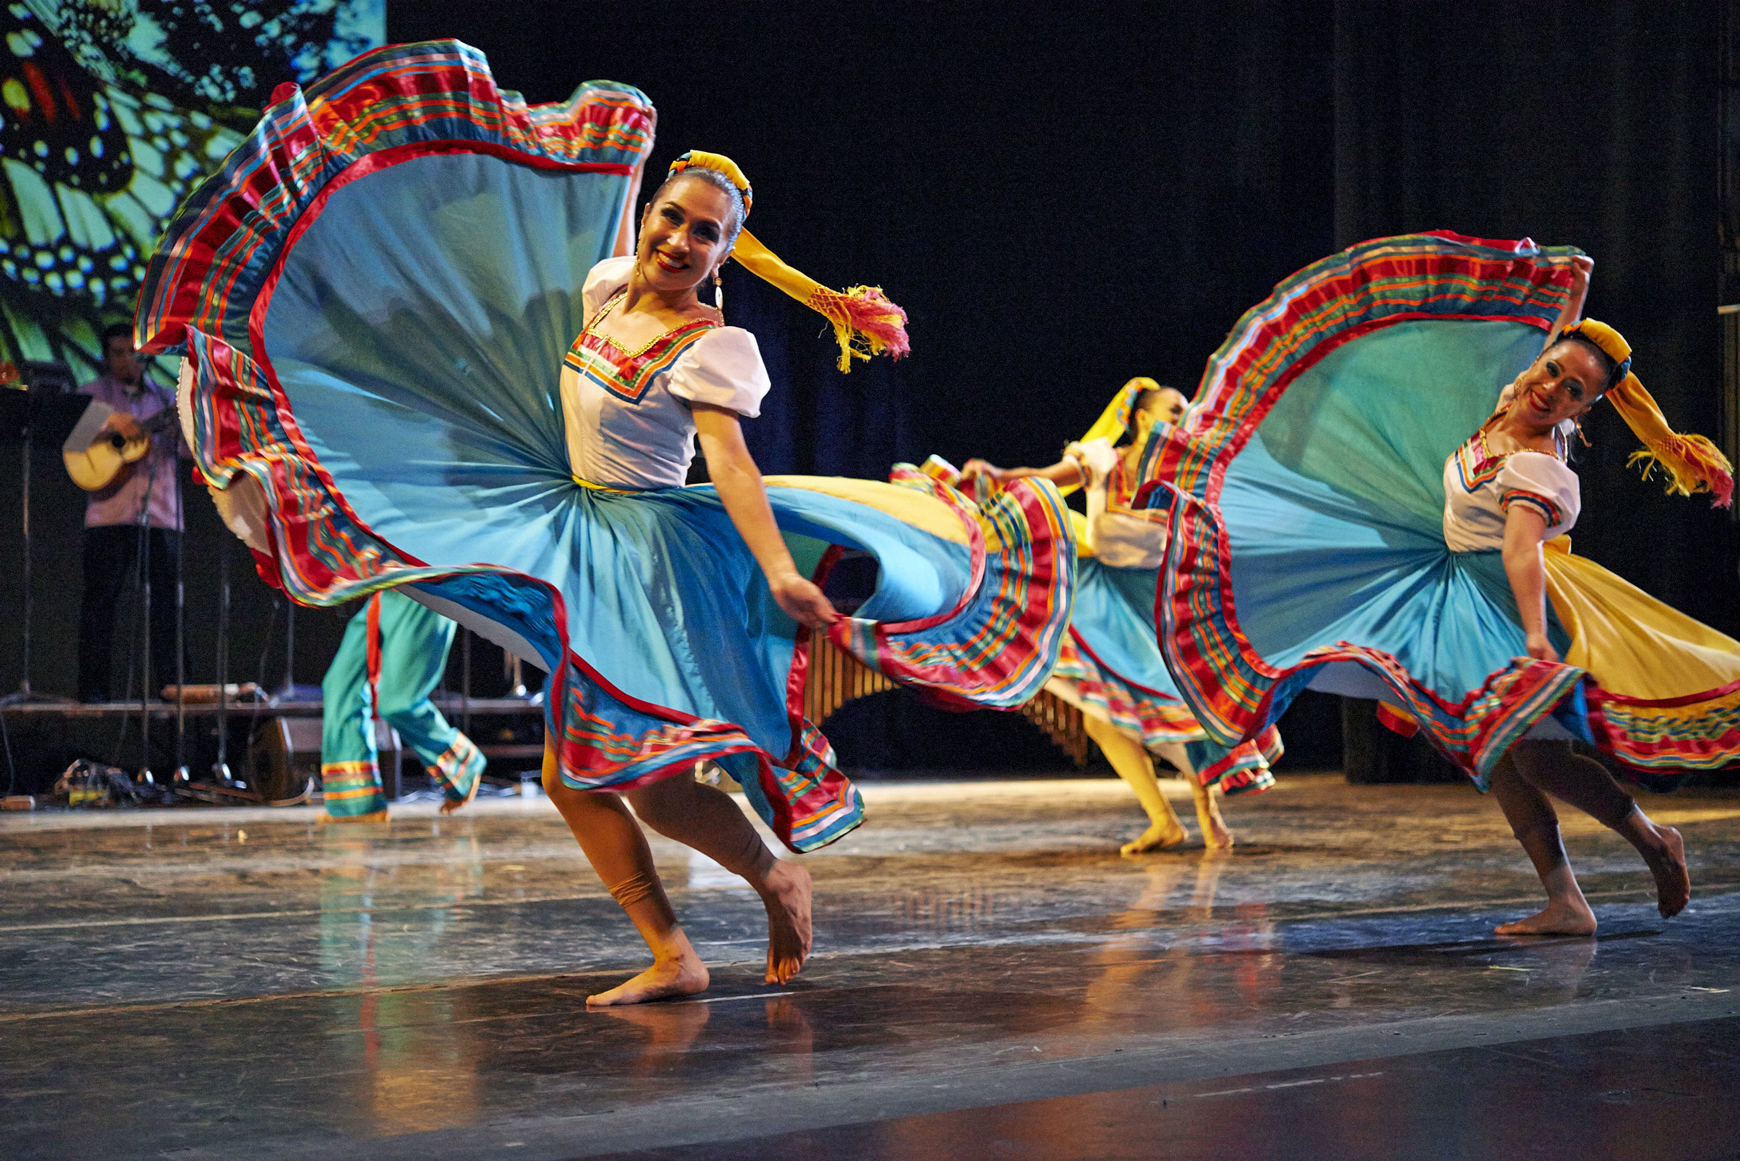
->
<box><xmin>1568</xmin><ymin>254</ymin><xmax>1593</xmax><ymax>298</ymax></box>
<box><xmin>958</xmin><ymin>458</ymin><xmax>1001</xmax><ymax>484</ymax></box>
<box><xmin>1521</xmin><ymin>632</ymin><xmax>1561</xmax><ymax>664</ymax></box>
<box><xmin>768</xmin><ymin>571</ymin><xmax>840</xmax><ymax>629</ymax></box>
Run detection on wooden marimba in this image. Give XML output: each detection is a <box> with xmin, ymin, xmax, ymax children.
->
<box><xmin>804</xmin><ymin>636</ymin><xmax>1091</xmax><ymax>766</ymax></box>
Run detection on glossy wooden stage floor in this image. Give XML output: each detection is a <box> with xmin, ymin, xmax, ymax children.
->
<box><xmin>3</xmin><ymin>774</ymin><xmax>1739</xmax><ymax>1160</ymax></box>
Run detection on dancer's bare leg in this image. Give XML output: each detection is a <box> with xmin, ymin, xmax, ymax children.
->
<box><xmin>1190</xmin><ymin>781</ymin><xmax>1234</xmax><ymax>850</ymax></box>
<box><xmin>1155</xmin><ymin>743</ymin><xmax>1234</xmax><ymax>850</ymax></box>
<box><xmin>1490</xmin><ymin>752</ymin><xmax>1596</xmax><ymax>935</ymax></box>
<box><xmin>1511</xmin><ymin>740</ymin><xmax>1689</xmax><ymax>919</ymax></box>
<box><xmin>541</xmin><ymin>742</ymin><xmax>709</xmax><ymax>1005</ymax></box>
<box><xmin>626</xmin><ymin>772</ymin><xmax>812</xmax><ymax>985</ymax></box>
<box><xmin>1087</xmin><ymin>715</ymin><xmax>1186</xmax><ymax>855</ymax></box>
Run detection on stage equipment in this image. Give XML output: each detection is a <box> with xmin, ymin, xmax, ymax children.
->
<box><xmin>135</xmin><ymin>470</ymin><xmax>156</xmax><ymax>786</ymax></box>
<box><xmin>249</xmin><ymin>715</ymin><xmax>401</xmax><ymax>804</ymax></box>
<box><xmin>1</xmin><ymin>361</ymin><xmax>74</xmax><ymax>706</ymax></box>
<box><xmin>209</xmin><ymin>537</ymin><xmax>243</xmax><ymax>790</ymax></box>
<box><xmin>173</xmin><ymin>497</ymin><xmax>187</xmax><ymax>783</ymax></box>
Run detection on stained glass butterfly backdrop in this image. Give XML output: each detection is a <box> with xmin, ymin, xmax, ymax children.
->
<box><xmin>0</xmin><ymin>1</ymin><xmax>384</xmax><ymax>374</ymax></box>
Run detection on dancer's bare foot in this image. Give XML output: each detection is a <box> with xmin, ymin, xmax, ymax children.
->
<box><xmin>1641</xmin><ymin>824</ymin><xmax>1689</xmax><ymax>918</ymax></box>
<box><xmin>1194</xmin><ymin>801</ymin><xmax>1234</xmax><ymax>850</ymax></box>
<box><xmin>1495</xmin><ymin>898</ymin><xmax>1598</xmax><ymax>936</ymax></box>
<box><xmin>438</xmin><ymin>769</ymin><xmax>481</xmax><ymax>816</ymax></box>
<box><xmin>1121</xmin><ymin>818</ymin><xmax>1187</xmax><ymax>856</ymax></box>
<box><xmin>586</xmin><ymin>953</ymin><xmax>710</xmax><ymax>1007</ymax></box>
<box><xmin>758</xmin><ymin>859</ymin><xmax>812</xmax><ymax>985</ymax></box>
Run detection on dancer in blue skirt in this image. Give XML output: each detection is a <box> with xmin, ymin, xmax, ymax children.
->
<box><xmin>142</xmin><ymin>43</ymin><xmax>1073</xmax><ymax>1003</ymax></box>
<box><xmin>1147</xmin><ymin>232</ymin><xmax>1734</xmax><ymax>934</ymax></box>
<box><xmin>953</xmin><ymin>380</ymin><xmax>1280</xmax><ymax>852</ymax></box>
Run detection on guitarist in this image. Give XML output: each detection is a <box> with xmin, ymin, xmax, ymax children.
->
<box><xmin>76</xmin><ymin>323</ymin><xmax>185</xmax><ymax>704</ymax></box>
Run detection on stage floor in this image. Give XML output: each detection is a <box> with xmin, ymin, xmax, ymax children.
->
<box><xmin>3</xmin><ymin>773</ymin><xmax>1738</xmax><ymax>1160</ymax></box>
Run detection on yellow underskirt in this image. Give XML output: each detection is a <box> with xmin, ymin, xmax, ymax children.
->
<box><xmin>764</xmin><ymin>474</ymin><xmax>978</xmax><ymax>547</ymax></box>
<box><xmin>1543</xmin><ymin>537</ymin><xmax>1740</xmax><ymax>701</ymax></box>
<box><xmin>1069</xmin><ymin>509</ymin><xmax>1095</xmax><ymax>558</ymax></box>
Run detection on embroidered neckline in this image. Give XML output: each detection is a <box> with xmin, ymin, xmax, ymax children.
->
<box><xmin>565</xmin><ymin>286</ymin><xmax>721</xmax><ymax>404</ymax></box>
<box><xmin>1453</xmin><ymin>426</ymin><xmax>1569</xmax><ymax>496</ymax></box>
<box><xmin>585</xmin><ymin>288</ymin><xmax>720</xmax><ymax>357</ymax></box>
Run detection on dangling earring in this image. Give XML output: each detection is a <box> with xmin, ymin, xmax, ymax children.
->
<box><xmin>713</xmin><ymin>266</ymin><xmax>725</xmax><ymax>311</ymax></box>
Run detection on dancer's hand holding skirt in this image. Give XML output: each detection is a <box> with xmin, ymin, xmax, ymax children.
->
<box><xmin>912</xmin><ymin>456</ymin><xmax>1280</xmax><ymax>796</ymax></box>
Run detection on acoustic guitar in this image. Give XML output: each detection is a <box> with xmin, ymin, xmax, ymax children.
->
<box><xmin>62</xmin><ymin>398</ymin><xmax>180</xmax><ymax>492</ymax></box>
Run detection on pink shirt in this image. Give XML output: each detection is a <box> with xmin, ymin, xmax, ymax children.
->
<box><xmin>77</xmin><ymin>372</ymin><xmax>187</xmax><ymax>531</ymax></box>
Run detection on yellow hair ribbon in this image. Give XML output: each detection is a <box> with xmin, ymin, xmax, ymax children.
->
<box><xmin>1560</xmin><ymin>319</ymin><xmax>1733</xmax><ymax>508</ymax></box>
<box><xmin>1079</xmin><ymin>377</ymin><xmax>1156</xmax><ymax>444</ymax></box>
<box><xmin>1608</xmin><ymin>375</ymin><xmax>1733</xmax><ymax>507</ymax></box>
<box><xmin>1051</xmin><ymin>378</ymin><xmax>1160</xmax><ymax>497</ymax></box>
<box><xmin>666</xmin><ymin>151</ymin><xmax>909</xmax><ymax>373</ymax></box>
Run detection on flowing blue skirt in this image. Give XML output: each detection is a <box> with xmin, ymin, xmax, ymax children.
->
<box><xmin>139</xmin><ymin>42</ymin><xmax>1076</xmax><ymax>850</ymax></box>
<box><xmin>1145</xmin><ymin>232</ymin><xmax>1649</xmax><ymax>785</ymax></box>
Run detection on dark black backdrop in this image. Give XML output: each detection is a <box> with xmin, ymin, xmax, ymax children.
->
<box><xmin>1335</xmin><ymin>0</ymin><xmax>1732</xmax><ymax>636</ymax></box>
<box><xmin>1</xmin><ymin>1</ymin><xmax>1729</xmax><ymax>778</ymax></box>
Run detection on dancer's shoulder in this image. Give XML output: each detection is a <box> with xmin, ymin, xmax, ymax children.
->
<box><xmin>669</xmin><ymin>328</ymin><xmax>770</xmax><ymax>419</ymax></box>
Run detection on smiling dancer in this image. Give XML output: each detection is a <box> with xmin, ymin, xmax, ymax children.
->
<box><xmin>139</xmin><ymin>43</ymin><xmax>1072</xmax><ymax>1004</ymax></box>
<box><xmin>1146</xmin><ymin>232</ymin><xmax>1735</xmax><ymax>935</ymax></box>
<box><xmin>950</xmin><ymin>378</ymin><xmax>1280</xmax><ymax>854</ymax></box>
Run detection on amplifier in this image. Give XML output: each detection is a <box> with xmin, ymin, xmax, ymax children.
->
<box><xmin>248</xmin><ymin>716</ymin><xmax>404</xmax><ymax>805</ymax></box>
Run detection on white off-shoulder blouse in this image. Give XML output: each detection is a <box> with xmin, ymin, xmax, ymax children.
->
<box><xmin>560</xmin><ymin>256</ymin><xmax>772</xmax><ymax>489</ymax></box>
<box><xmin>1441</xmin><ymin>393</ymin><xmax>1581</xmax><ymax>553</ymax></box>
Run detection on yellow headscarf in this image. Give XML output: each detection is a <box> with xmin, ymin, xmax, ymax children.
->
<box><xmin>1053</xmin><ymin>377</ymin><xmax>1161</xmax><ymax>497</ymax></box>
<box><xmin>1559</xmin><ymin>319</ymin><xmax>1733</xmax><ymax>508</ymax></box>
<box><xmin>665</xmin><ymin>151</ymin><xmax>909</xmax><ymax>373</ymax></box>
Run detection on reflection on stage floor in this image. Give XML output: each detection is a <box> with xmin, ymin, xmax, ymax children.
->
<box><xmin>2</xmin><ymin>773</ymin><xmax>1737</xmax><ymax>1160</ymax></box>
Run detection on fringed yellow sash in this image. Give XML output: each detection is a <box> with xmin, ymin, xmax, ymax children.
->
<box><xmin>666</xmin><ymin>151</ymin><xmax>909</xmax><ymax>373</ymax></box>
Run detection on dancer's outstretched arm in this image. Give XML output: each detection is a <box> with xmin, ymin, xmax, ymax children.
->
<box><xmin>1545</xmin><ymin>255</ymin><xmax>1593</xmax><ymax>348</ymax></box>
<box><xmin>959</xmin><ymin>456</ymin><xmax>1083</xmax><ymax>488</ymax></box>
<box><xmin>693</xmin><ymin>402</ymin><xmax>838</xmax><ymax>629</ymax></box>
<box><xmin>1501</xmin><ymin>505</ymin><xmax>1556</xmax><ymax>663</ymax></box>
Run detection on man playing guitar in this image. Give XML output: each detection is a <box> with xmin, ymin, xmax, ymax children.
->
<box><xmin>76</xmin><ymin>323</ymin><xmax>185</xmax><ymax>703</ymax></box>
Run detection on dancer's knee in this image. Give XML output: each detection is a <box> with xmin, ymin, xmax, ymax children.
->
<box><xmin>1512</xmin><ymin>739</ymin><xmax>1637</xmax><ymax>830</ymax></box>
<box><xmin>625</xmin><ymin>771</ymin><xmax>701</xmax><ymax>835</ymax></box>
<box><xmin>374</xmin><ymin>693</ymin><xmax>419</xmax><ymax>722</ymax></box>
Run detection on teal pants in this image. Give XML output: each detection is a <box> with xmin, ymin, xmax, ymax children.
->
<box><xmin>320</xmin><ymin>590</ymin><xmax>484</xmax><ymax>817</ymax></box>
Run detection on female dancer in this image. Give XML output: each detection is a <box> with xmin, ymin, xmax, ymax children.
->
<box><xmin>955</xmin><ymin>379</ymin><xmax>1279</xmax><ymax>854</ymax></box>
<box><xmin>1145</xmin><ymin>232</ymin><xmax>1734</xmax><ymax>934</ymax></box>
<box><xmin>140</xmin><ymin>43</ymin><xmax>1073</xmax><ymax>1003</ymax></box>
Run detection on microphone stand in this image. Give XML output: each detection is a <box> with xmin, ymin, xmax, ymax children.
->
<box><xmin>137</xmin><ymin>478</ymin><xmax>153</xmax><ymax>786</ymax></box>
<box><xmin>212</xmin><ymin>534</ymin><xmax>233</xmax><ymax>785</ymax></box>
<box><xmin>173</xmin><ymin>460</ymin><xmax>188</xmax><ymax>785</ymax></box>
<box><xmin>277</xmin><ymin>601</ymin><xmax>297</xmax><ymax>701</ymax></box>
<box><xmin>131</xmin><ymin>370</ymin><xmax>168</xmax><ymax>787</ymax></box>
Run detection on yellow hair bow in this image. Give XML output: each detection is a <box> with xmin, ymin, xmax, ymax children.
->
<box><xmin>1560</xmin><ymin>319</ymin><xmax>1732</xmax><ymax>507</ymax></box>
<box><xmin>666</xmin><ymin>151</ymin><xmax>909</xmax><ymax>373</ymax></box>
